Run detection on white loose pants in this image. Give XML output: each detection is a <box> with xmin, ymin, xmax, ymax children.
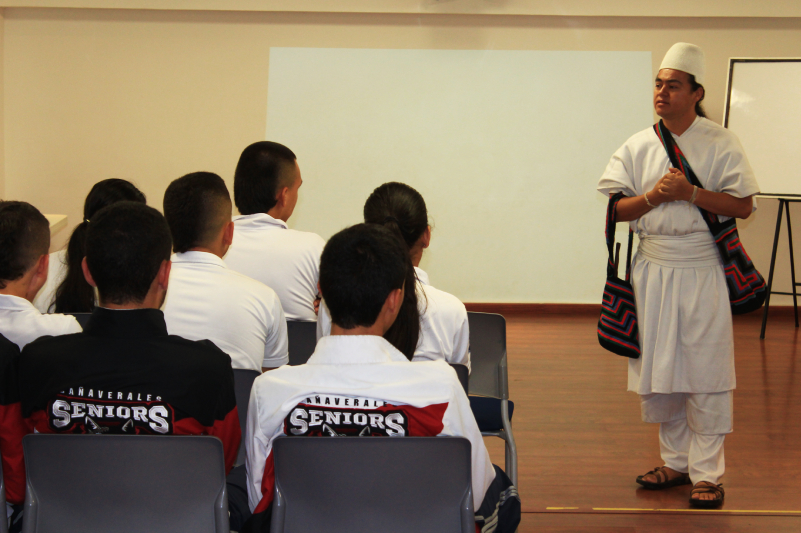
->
<box><xmin>640</xmin><ymin>391</ymin><xmax>733</xmax><ymax>484</ymax></box>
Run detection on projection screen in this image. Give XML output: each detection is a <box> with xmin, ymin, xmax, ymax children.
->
<box><xmin>266</xmin><ymin>48</ymin><xmax>653</xmax><ymax>303</ymax></box>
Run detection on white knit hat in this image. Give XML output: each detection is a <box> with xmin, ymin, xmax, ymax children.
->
<box><xmin>659</xmin><ymin>42</ymin><xmax>705</xmax><ymax>85</ymax></box>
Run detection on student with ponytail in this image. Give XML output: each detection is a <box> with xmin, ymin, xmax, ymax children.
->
<box><xmin>318</xmin><ymin>182</ymin><xmax>470</xmax><ymax>370</ymax></box>
<box><xmin>33</xmin><ymin>179</ymin><xmax>146</xmax><ymax>313</ymax></box>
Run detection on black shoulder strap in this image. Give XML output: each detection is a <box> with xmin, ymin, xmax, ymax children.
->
<box><xmin>652</xmin><ymin>120</ymin><xmax>719</xmax><ymax>227</ymax></box>
<box><xmin>606</xmin><ymin>192</ymin><xmax>634</xmax><ymax>281</ymax></box>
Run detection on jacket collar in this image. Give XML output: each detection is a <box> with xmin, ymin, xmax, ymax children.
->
<box><xmin>414</xmin><ymin>267</ymin><xmax>430</xmax><ymax>286</ymax></box>
<box><xmin>233</xmin><ymin>213</ymin><xmax>288</xmax><ymax>230</ymax></box>
<box><xmin>307</xmin><ymin>335</ymin><xmax>409</xmax><ymax>365</ymax></box>
<box><xmin>0</xmin><ymin>294</ymin><xmax>36</xmax><ymax>311</ymax></box>
<box><xmin>171</xmin><ymin>251</ymin><xmax>227</xmax><ymax>269</ymax></box>
<box><xmin>83</xmin><ymin>307</ymin><xmax>169</xmax><ymax>339</ymax></box>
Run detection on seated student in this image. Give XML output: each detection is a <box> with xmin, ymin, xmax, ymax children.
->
<box><xmin>224</xmin><ymin>142</ymin><xmax>325</xmax><ymax>322</ymax></box>
<box><xmin>244</xmin><ymin>224</ymin><xmax>520</xmax><ymax>533</ymax></box>
<box><xmin>0</xmin><ymin>201</ymin><xmax>81</xmax><ymax>349</ymax></box>
<box><xmin>34</xmin><ymin>179</ymin><xmax>146</xmax><ymax>313</ymax></box>
<box><xmin>17</xmin><ymin>202</ymin><xmax>245</xmax><ymax>526</ymax></box>
<box><xmin>162</xmin><ymin>172</ymin><xmax>288</xmax><ymax>372</ymax></box>
<box><xmin>318</xmin><ymin>182</ymin><xmax>470</xmax><ymax>370</ymax></box>
<box><xmin>0</xmin><ymin>333</ymin><xmax>27</xmax><ymax>526</ymax></box>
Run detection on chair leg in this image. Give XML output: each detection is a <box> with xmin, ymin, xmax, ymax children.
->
<box><xmin>501</xmin><ymin>400</ymin><xmax>518</xmax><ymax>488</ymax></box>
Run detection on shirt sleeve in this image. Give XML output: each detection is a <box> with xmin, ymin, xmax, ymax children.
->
<box><xmin>707</xmin><ymin>132</ymin><xmax>761</xmax><ymax>199</ymax></box>
<box><xmin>246</xmin><ymin>379</ymin><xmax>274</xmax><ymax>513</ymax></box>
<box><xmin>208</xmin><ymin>363</ymin><xmax>241</xmax><ymax>474</ymax></box>
<box><xmin>0</xmin><ymin>348</ymin><xmax>29</xmax><ymax>505</ymax></box>
<box><xmin>262</xmin><ymin>296</ymin><xmax>289</xmax><ymax>369</ymax></box>
<box><xmin>439</xmin><ymin>374</ymin><xmax>496</xmax><ymax>511</ymax></box>
<box><xmin>449</xmin><ymin>305</ymin><xmax>471</xmax><ymax>373</ymax></box>
<box><xmin>597</xmin><ymin>144</ymin><xmax>638</xmax><ymax>198</ymax></box>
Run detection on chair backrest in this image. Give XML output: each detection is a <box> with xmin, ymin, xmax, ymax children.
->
<box><xmin>64</xmin><ymin>312</ymin><xmax>92</xmax><ymax>328</ymax></box>
<box><xmin>233</xmin><ymin>368</ymin><xmax>261</xmax><ymax>465</ymax></box>
<box><xmin>22</xmin><ymin>434</ymin><xmax>229</xmax><ymax>533</ymax></box>
<box><xmin>271</xmin><ymin>437</ymin><xmax>474</xmax><ymax>533</ymax></box>
<box><xmin>449</xmin><ymin>363</ymin><xmax>469</xmax><ymax>395</ymax></box>
<box><xmin>287</xmin><ymin>320</ymin><xmax>318</xmax><ymax>366</ymax></box>
<box><xmin>466</xmin><ymin>312</ymin><xmax>508</xmax><ymax>399</ymax></box>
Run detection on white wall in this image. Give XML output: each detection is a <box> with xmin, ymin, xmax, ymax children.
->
<box><xmin>3</xmin><ymin>7</ymin><xmax>800</xmax><ymax>303</ymax></box>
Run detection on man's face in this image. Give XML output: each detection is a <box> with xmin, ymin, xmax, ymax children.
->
<box><xmin>281</xmin><ymin>161</ymin><xmax>302</xmax><ymax>221</ymax></box>
<box><xmin>653</xmin><ymin>69</ymin><xmax>702</xmax><ymax>121</ymax></box>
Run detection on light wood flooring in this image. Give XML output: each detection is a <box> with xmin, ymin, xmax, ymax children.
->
<box><xmin>480</xmin><ymin>310</ymin><xmax>800</xmax><ymax>532</ymax></box>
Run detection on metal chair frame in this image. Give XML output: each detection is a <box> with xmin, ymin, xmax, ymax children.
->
<box><xmin>466</xmin><ymin>311</ymin><xmax>518</xmax><ymax>486</ymax></box>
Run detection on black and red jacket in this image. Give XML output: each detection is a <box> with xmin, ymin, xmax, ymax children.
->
<box><xmin>19</xmin><ymin>308</ymin><xmax>240</xmax><ymax>494</ymax></box>
<box><xmin>0</xmin><ymin>333</ymin><xmax>27</xmax><ymax>505</ymax></box>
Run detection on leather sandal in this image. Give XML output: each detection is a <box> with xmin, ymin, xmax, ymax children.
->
<box><xmin>689</xmin><ymin>481</ymin><xmax>724</xmax><ymax>508</ymax></box>
<box><xmin>636</xmin><ymin>466</ymin><xmax>691</xmax><ymax>490</ymax></box>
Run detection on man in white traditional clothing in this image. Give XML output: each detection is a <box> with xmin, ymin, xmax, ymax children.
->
<box><xmin>597</xmin><ymin>43</ymin><xmax>759</xmax><ymax>507</ymax></box>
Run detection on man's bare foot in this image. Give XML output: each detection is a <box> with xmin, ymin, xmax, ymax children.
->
<box><xmin>689</xmin><ymin>481</ymin><xmax>724</xmax><ymax>507</ymax></box>
<box><xmin>691</xmin><ymin>481</ymin><xmax>723</xmax><ymax>501</ymax></box>
<box><xmin>636</xmin><ymin>466</ymin><xmax>691</xmax><ymax>489</ymax></box>
<box><xmin>641</xmin><ymin>466</ymin><xmax>683</xmax><ymax>484</ymax></box>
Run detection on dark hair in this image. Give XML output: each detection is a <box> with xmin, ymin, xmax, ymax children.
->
<box><xmin>85</xmin><ymin>202</ymin><xmax>172</xmax><ymax>306</ymax></box>
<box><xmin>0</xmin><ymin>202</ymin><xmax>50</xmax><ymax>289</ymax></box>
<box><xmin>163</xmin><ymin>172</ymin><xmax>231</xmax><ymax>254</ymax></box>
<box><xmin>54</xmin><ymin>179</ymin><xmax>146</xmax><ymax>313</ymax></box>
<box><xmin>364</xmin><ymin>182</ymin><xmax>428</xmax><ymax>249</ymax></box>
<box><xmin>363</xmin><ymin>182</ymin><xmax>428</xmax><ymax>359</ymax></box>
<box><xmin>233</xmin><ymin>141</ymin><xmax>297</xmax><ymax>215</ymax></box>
<box><xmin>320</xmin><ymin>224</ymin><xmax>409</xmax><ymax>334</ymax></box>
<box><xmin>689</xmin><ymin>75</ymin><xmax>707</xmax><ymax>118</ymax></box>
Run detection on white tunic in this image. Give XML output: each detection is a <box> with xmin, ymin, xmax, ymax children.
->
<box><xmin>162</xmin><ymin>251</ymin><xmax>288</xmax><ymax>371</ymax></box>
<box><xmin>32</xmin><ymin>249</ymin><xmax>69</xmax><ymax>313</ymax></box>
<box><xmin>598</xmin><ymin>117</ymin><xmax>760</xmax><ymax>394</ymax></box>
<box><xmin>245</xmin><ymin>335</ymin><xmax>494</xmax><ymax>513</ymax></box>
<box><xmin>224</xmin><ymin>214</ymin><xmax>325</xmax><ymax>322</ymax></box>
<box><xmin>316</xmin><ymin>267</ymin><xmax>471</xmax><ymax>371</ymax></box>
<box><xmin>0</xmin><ymin>294</ymin><xmax>82</xmax><ymax>349</ymax></box>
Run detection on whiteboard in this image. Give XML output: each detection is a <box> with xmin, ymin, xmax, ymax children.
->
<box><xmin>266</xmin><ymin>48</ymin><xmax>653</xmax><ymax>303</ymax></box>
<box><xmin>724</xmin><ymin>59</ymin><xmax>801</xmax><ymax>197</ymax></box>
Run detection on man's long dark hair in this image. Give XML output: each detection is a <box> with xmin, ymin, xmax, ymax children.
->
<box><xmin>689</xmin><ymin>75</ymin><xmax>707</xmax><ymax>118</ymax></box>
<box><xmin>363</xmin><ymin>182</ymin><xmax>429</xmax><ymax>360</ymax></box>
<box><xmin>53</xmin><ymin>179</ymin><xmax>146</xmax><ymax>312</ymax></box>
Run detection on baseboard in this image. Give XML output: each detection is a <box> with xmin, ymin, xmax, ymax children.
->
<box><xmin>462</xmin><ymin>303</ymin><xmax>798</xmax><ymax>318</ymax></box>
<box><xmin>463</xmin><ymin>303</ymin><xmax>599</xmax><ymax>315</ymax></box>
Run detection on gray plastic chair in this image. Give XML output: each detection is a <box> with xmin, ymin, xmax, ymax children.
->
<box><xmin>449</xmin><ymin>363</ymin><xmax>469</xmax><ymax>395</ymax></box>
<box><xmin>270</xmin><ymin>437</ymin><xmax>474</xmax><ymax>533</ymax></box>
<box><xmin>466</xmin><ymin>311</ymin><xmax>518</xmax><ymax>486</ymax></box>
<box><xmin>287</xmin><ymin>320</ymin><xmax>318</xmax><ymax>366</ymax></box>
<box><xmin>233</xmin><ymin>368</ymin><xmax>261</xmax><ymax>466</ymax></box>
<box><xmin>22</xmin><ymin>434</ymin><xmax>229</xmax><ymax>533</ymax></box>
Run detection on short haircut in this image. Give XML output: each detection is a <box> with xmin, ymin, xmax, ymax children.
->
<box><xmin>233</xmin><ymin>141</ymin><xmax>297</xmax><ymax>215</ymax></box>
<box><xmin>320</xmin><ymin>224</ymin><xmax>408</xmax><ymax>329</ymax></box>
<box><xmin>163</xmin><ymin>172</ymin><xmax>232</xmax><ymax>254</ymax></box>
<box><xmin>85</xmin><ymin>202</ymin><xmax>172</xmax><ymax>305</ymax></box>
<box><xmin>0</xmin><ymin>201</ymin><xmax>50</xmax><ymax>288</ymax></box>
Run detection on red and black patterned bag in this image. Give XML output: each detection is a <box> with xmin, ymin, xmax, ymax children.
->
<box><xmin>598</xmin><ymin>192</ymin><xmax>641</xmax><ymax>358</ymax></box>
<box><xmin>654</xmin><ymin>120</ymin><xmax>766</xmax><ymax>315</ymax></box>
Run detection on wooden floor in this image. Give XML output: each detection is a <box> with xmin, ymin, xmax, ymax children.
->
<box><xmin>480</xmin><ymin>310</ymin><xmax>801</xmax><ymax>532</ymax></box>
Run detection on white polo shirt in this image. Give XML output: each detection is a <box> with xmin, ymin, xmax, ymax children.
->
<box><xmin>32</xmin><ymin>249</ymin><xmax>69</xmax><ymax>313</ymax></box>
<box><xmin>317</xmin><ymin>267</ymin><xmax>471</xmax><ymax>371</ymax></box>
<box><xmin>162</xmin><ymin>251</ymin><xmax>288</xmax><ymax>371</ymax></box>
<box><xmin>0</xmin><ymin>293</ymin><xmax>82</xmax><ymax>349</ymax></box>
<box><xmin>246</xmin><ymin>335</ymin><xmax>494</xmax><ymax>514</ymax></box>
<box><xmin>224</xmin><ymin>214</ymin><xmax>325</xmax><ymax>322</ymax></box>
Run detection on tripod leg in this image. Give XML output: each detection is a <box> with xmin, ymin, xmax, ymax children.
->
<box><xmin>786</xmin><ymin>201</ymin><xmax>799</xmax><ymax>328</ymax></box>
<box><xmin>761</xmin><ymin>200</ymin><xmax>784</xmax><ymax>339</ymax></box>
